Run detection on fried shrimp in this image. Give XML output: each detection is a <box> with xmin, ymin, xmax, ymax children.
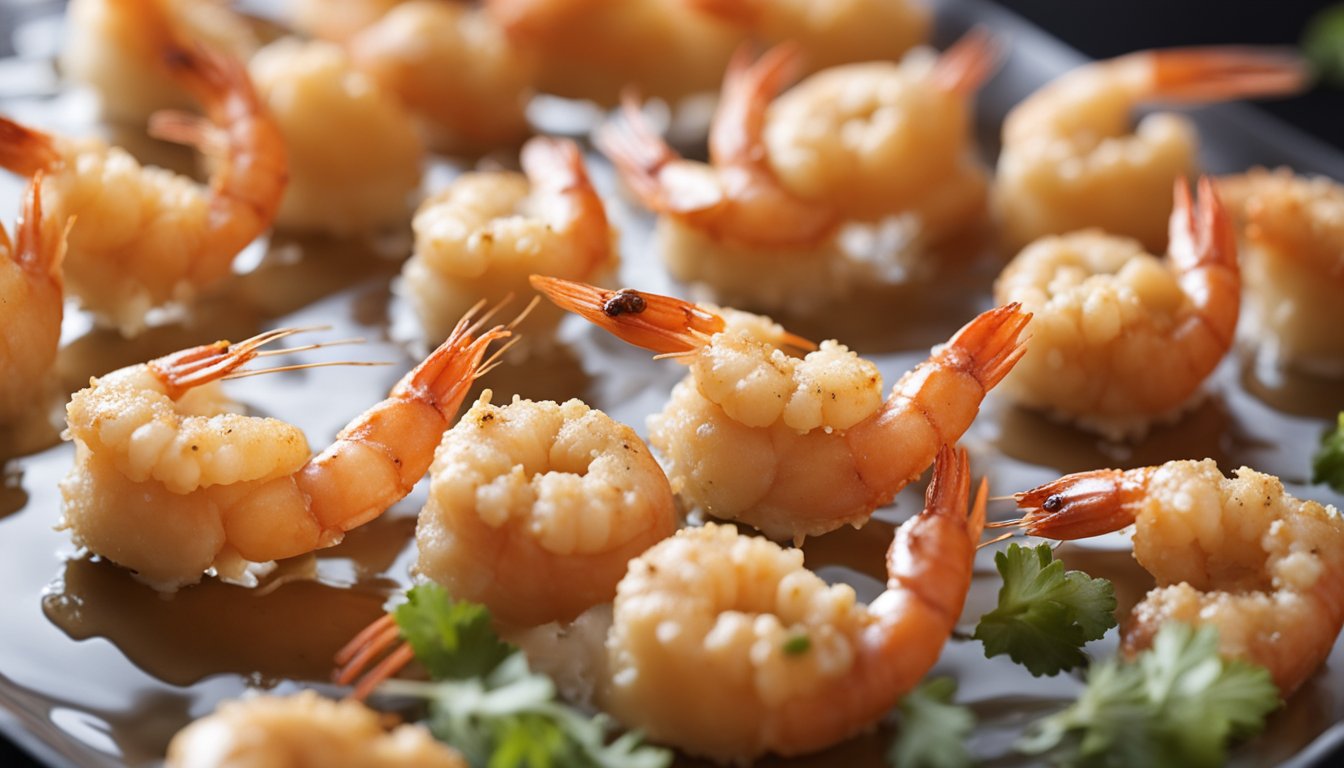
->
<box><xmin>0</xmin><ymin>0</ymin><xmax>286</xmax><ymax>335</ymax></box>
<box><xmin>248</xmin><ymin>37</ymin><xmax>423</xmax><ymax>235</ymax></box>
<box><xmin>165</xmin><ymin>690</ymin><xmax>466</xmax><ymax>768</ymax></box>
<box><xmin>532</xmin><ymin>276</ymin><xmax>1029</xmax><ymax>540</ymax></box>
<box><xmin>63</xmin><ymin>0</ymin><xmax>259</xmax><ymax>123</ymax></box>
<box><xmin>761</xmin><ymin>29</ymin><xmax>997</xmax><ymax>230</ymax></box>
<box><xmin>401</xmin><ymin>136</ymin><xmax>617</xmax><ymax>351</ymax></box>
<box><xmin>1218</xmin><ymin>168</ymin><xmax>1344</xmax><ymax>374</ymax></box>
<box><xmin>687</xmin><ymin>0</ymin><xmax>931</xmax><ymax>73</ymax></box>
<box><xmin>59</xmin><ymin>313</ymin><xmax>511</xmax><ymax>592</ymax></box>
<box><xmin>411</xmin><ymin>393</ymin><xmax>677</xmax><ymax>629</ymax></box>
<box><xmin>1013</xmin><ymin>458</ymin><xmax>1344</xmax><ymax>696</ymax></box>
<box><xmin>995</xmin><ymin>47</ymin><xmax>1307</xmax><ymax>253</ymax></box>
<box><xmin>349</xmin><ymin>0</ymin><xmax>537</xmax><ymax>154</ymax></box>
<box><xmin>0</xmin><ymin>179</ymin><xmax>66</xmax><ymax>425</ymax></box>
<box><xmin>606</xmin><ymin>446</ymin><xmax>985</xmax><ymax>761</ymax></box>
<box><xmin>290</xmin><ymin>0</ymin><xmax>406</xmax><ymax>42</ymax></box>
<box><xmin>993</xmin><ymin>178</ymin><xmax>1238</xmax><ymax>439</ymax></box>
<box><xmin>486</xmin><ymin>0</ymin><xmax>738</xmax><ymax>106</ymax></box>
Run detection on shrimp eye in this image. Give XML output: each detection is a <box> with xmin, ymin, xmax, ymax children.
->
<box><xmin>1043</xmin><ymin>494</ymin><xmax>1063</xmax><ymax>512</ymax></box>
<box><xmin>603</xmin><ymin>289</ymin><xmax>647</xmax><ymax>317</ymax></box>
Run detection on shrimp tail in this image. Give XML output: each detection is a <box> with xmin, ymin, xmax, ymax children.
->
<box><xmin>333</xmin><ymin>613</ymin><xmax>415</xmax><ymax>702</ymax></box>
<box><xmin>931</xmin><ymin>26</ymin><xmax>1003</xmax><ymax>95</ymax></box>
<box><xmin>149</xmin><ymin>327</ymin><xmax>320</xmax><ymax>400</ymax></box>
<box><xmin>1149</xmin><ymin>47</ymin><xmax>1308</xmax><ymax>102</ymax></box>
<box><xmin>530</xmin><ymin>275</ymin><xmax>725</xmax><ymax>355</ymax></box>
<box><xmin>1170</xmin><ymin>176</ymin><xmax>1240</xmax><ymax>346</ymax></box>
<box><xmin>520</xmin><ymin>135</ymin><xmax>585</xmax><ymax>192</ymax></box>
<box><xmin>887</xmin><ymin>445</ymin><xmax>983</xmax><ymax>618</ymax></box>
<box><xmin>391</xmin><ymin>310</ymin><xmax>513</xmax><ymax>419</ymax></box>
<box><xmin>939</xmin><ymin>302</ymin><xmax>1033</xmax><ymax>390</ymax></box>
<box><xmin>710</xmin><ymin>42</ymin><xmax>802</xmax><ymax>165</ymax></box>
<box><xmin>597</xmin><ymin>94</ymin><xmax>706</xmax><ymax>215</ymax></box>
<box><xmin>0</xmin><ymin>115</ymin><xmax>61</xmax><ymax>178</ymax></box>
<box><xmin>15</xmin><ymin>173</ymin><xmax>67</xmax><ymax>283</ymax></box>
<box><xmin>1012</xmin><ymin>468</ymin><xmax>1147</xmax><ymax>540</ymax></box>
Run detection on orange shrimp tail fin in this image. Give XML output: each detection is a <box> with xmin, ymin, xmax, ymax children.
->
<box><xmin>1169</xmin><ymin>176</ymin><xmax>1240</xmax><ymax>344</ymax></box>
<box><xmin>521</xmin><ymin>136</ymin><xmax>586</xmax><ymax>192</ymax></box>
<box><xmin>15</xmin><ymin>173</ymin><xmax>68</xmax><ymax>284</ymax></box>
<box><xmin>931</xmin><ymin>26</ymin><xmax>1003</xmax><ymax>95</ymax></box>
<box><xmin>710</xmin><ymin>42</ymin><xmax>802</xmax><ymax>165</ymax></box>
<box><xmin>149</xmin><ymin>327</ymin><xmax>318</xmax><ymax>400</ymax></box>
<box><xmin>396</xmin><ymin>307</ymin><xmax>514</xmax><ymax>420</ymax></box>
<box><xmin>940</xmin><ymin>303</ymin><xmax>1033</xmax><ymax>391</ymax></box>
<box><xmin>0</xmin><ymin>115</ymin><xmax>60</xmax><ymax>178</ymax></box>
<box><xmin>597</xmin><ymin>95</ymin><xmax>725</xmax><ymax>217</ymax></box>
<box><xmin>1149</xmin><ymin>47</ymin><xmax>1308</xmax><ymax>103</ymax></box>
<box><xmin>333</xmin><ymin>613</ymin><xmax>416</xmax><ymax>702</ymax></box>
<box><xmin>530</xmin><ymin>275</ymin><xmax>725</xmax><ymax>355</ymax></box>
<box><xmin>1012</xmin><ymin>468</ymin><xmax>1141</xmax><ymax>540</ymax></box>
<box><xmin>923</xmin><ymin>444</ymin><xmax>972</xmax><ymax>523</ymax></box>
<box><xmin>887</xmin><ymin>445</ymin><xmax>981</xmax><ymax>619</ymax></box>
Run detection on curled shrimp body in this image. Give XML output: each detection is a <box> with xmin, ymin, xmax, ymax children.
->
<box><xmin>995</xmin><ymin>47</ymin><xmax>1307</xmax><ymax>254</ymax></box>
<box><xmin>290</xmin><ymin>0</ymin><xmax>405</xmax><ymax>42</ymax></box>
<box><xmin>413</xmin><ymin>393</ymin><xmax>678</xmax><ymax>629</ymax></box>
<box><xmin>248</xmin><ymin>37</ymin><xmax>424</xmax><ymax>235</ymax></box>
<box><xmin>402</xmin><ymin>137</ymin><xmax>617</xmax><ymax>352</ymax></box>
<box><xmin>1014</xmin><ymin>458</ymin><xmax>1344</xmax><ymax>696</ymax></box>
<box><xmin>350</xmin><ymin>1</ymin><xmax>537</xmax><ymax>154</ymax></box>
<box><xmin>607</xmin><ymin>446</ymin><xmax>985</xmax><ymax>762</ymax></box>
<box><xmin>688</xmin><ymin>0</ymin><xmax>930</xmax><ymax>73</ymax></box>
<box><xmin>486</xmin><ymin>0</ymin><xmax>738</xmax><ymax>106</ymax></box>
<box><xmin>761</xmin><ymin>30</ymin><xmax>996</xmax><ymax>231</ymax></box>
<box><xmin>165</xmin><ymin>690</ymin><xmax>466</xmax><ymax>768</ymax></box>
<box><xmin>63</xmin><ymin>0</ymin><xmax>259</xmax><ymax>124</ymax></box>
<box><xmin>59</xmin><ymin>315</ymin><xmax>510</xmax><ymax>592</ymax></box>
<box><xmin>993</xmin><ymin>178</ymin><xmax>1238</xmax><ymax>439</ymax></box>
<box><xmin>0</xmin><ymin>180</ymin><xmax>65</xmax><ymax>426</ymax></box>
<box><xmin>533</xmin><ymin>276</ymin><xmax>1029</xmax><ymax>540</ymax></box>
<box><xmin>1217</xmin><ymin>168</ymin><xmax>1344</xmax><ymax>374</ymax></box>
<box><xmin>0</xmin><ymin>0</ymin><xmax>286</xmax><ymax>335</ymax></box>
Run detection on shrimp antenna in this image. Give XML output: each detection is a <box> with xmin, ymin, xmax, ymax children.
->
<box><xmin>333</xmin><ymin>613</ymin><xmax>415</xmax><ymax>702</ymax></box>
<box><xmin>463</xmin><ymin>294</ymin><xmax>515</xmax><ymax>337</ymax></box>
<box><xmin>510</xmin><ymin>295</ymin><xmax>542</xmax><ymax>330</ymax></box>
<box><xmin>976</xmin><ymin>530</ymin><xmax>1018</xmax><ymax>550</ymax></box>
<box><xmin>984</xmin><ymin>517</ymin><xmax>1024</xmax><ymax>529</ymax></box>
<box><xmin>223</xmin><ymin>360</ymin><xmax>393</xmax><ymax>380</ymax></box>
<box><xmin>475</xmin><ymin>335</ymin><xmax>523</xmax><ymax>379</ymax></box>
<box><xmin>253</xmin><ymin>337</ymin><xmax>367</xmax><ymax>357</ymax></box>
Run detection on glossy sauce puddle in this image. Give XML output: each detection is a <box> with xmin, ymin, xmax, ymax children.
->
<box><xmin>1</xmin><ymin>5</ymin><xmax>1343</xmax><ymax>766</ymax></box>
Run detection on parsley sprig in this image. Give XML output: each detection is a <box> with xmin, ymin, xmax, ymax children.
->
<box><xmin>888</xmin><ymin>677</ymin><xmax>976</xmax><ymax>768</ymax></box>
<box><xmin>973</xmin><ymin>543</ymin><xmax>1117</xmax><ymax>676</ymax></box>
<box><xmin>1312</xmin><ymin>412</ymin><xmax>1344</xmax><ymax>492</ymax></box>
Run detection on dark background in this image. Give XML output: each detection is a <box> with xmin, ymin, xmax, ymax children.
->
<box><xmin>1</xmin><ymin>0</ymin><xmax>1341</xmax><ymax>765</ymax></box>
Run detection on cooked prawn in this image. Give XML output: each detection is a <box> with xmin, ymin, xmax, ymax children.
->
<box><xmin>165</xmin><ymin>690</ymin><xmax>466</xmax><ymax>768</ymax></box>
<box><xmin>0</xmin><ymin>178</ymin><xmax>66</xmax><ymax>426</ymax></box>
<box><xmin>349</xmin><ymin>0</ymin><xmax>537</xmax><ymax>154</ymax></box>
<box><xmin>289</xmin><ymin>0</ymin><xmax>406</xmax><ymax>42</ymax></box>
<box><xmin>993</xmin><ymin>177</ymin><xmax>1238</xmax><ymax>439</ymax></box>
<box><xmin>0</xmin><ymin>0</ymin><xmax>286</xmax><ymax>335</ymax></box>
<box><xmin>486</xmin><ymin>0</ymin><xmax>738</xmax><ymax>106</ymax></box>
<box><xmin>531</xmin><ymin>275</ymin><xmax>1029</xmax><ymax>541</ymax></box>
<box><xmin>687</xmin><ymin>0</ymin><xmax>931</xmax><ymax>73</ymax></box>
<box><xmin>1012</xmin><ymin>458</ymin><xmax>1344</xmax><ymax>696</ymax></box>
<box><xmin>58</xmin><ymin>312</ymin><xmax>511</xmax><ymax>592</ymax></box>
<box><xmin>248</xmin><ymin>37</ymin><xmax>423</xmax><ymax>235</ymax></box>
<box><xmin>63</xmin><ymin>0</ymin><xmax>259</xmax><ymax>124</ymax></box>
<box><xmin>603</xmin><ymin>445</ymin><xmax>984</xmax><ymax>761</ymax></box>
<box><xmin>995</xmin><ymin>47</ymin><xmax>1307</xmax><ymax>254</ymax></box>
<box><xmin>1218</xmin><ymin>167</ymin><xmax>1344</xmax><ymax>375</ymax></box>
<box><xmin>401</xmin><ymin>136</ymin><xmax>617</xmax><ymax>352</ymax></box>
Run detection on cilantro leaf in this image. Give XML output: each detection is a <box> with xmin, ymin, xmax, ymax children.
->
<box><xmin>1304</xmin><ymin>5</ymin><xmax>1344</xmax><ymax>87</ymax></box>
<box><xmin>383</xmin><ymin>588</ymin><xmax>672</xmax><ymax>768</ymax></box>
<box><xmin>1312</xmin><ymin>412</ymin><xmax>1344</xmax><ymax>492</ymax></box>
<box><xmin>1019</xmin><ymin>623</ymin><xmax>1281</xmax><ymax>768</ymax></box>
<box><xmin>393</xmin><ymin>584</ymin><xmax>513</xmax><ymax>680</ymax></box>
<box><xmin>888</xmin><ymin>677</ymin><xmax>976</xmax><ymax>768</ymax></box>
<box><xmin>973</xmin><ymin>544</ymin><xmax>1117</xmax><ymax>676</ymax></box>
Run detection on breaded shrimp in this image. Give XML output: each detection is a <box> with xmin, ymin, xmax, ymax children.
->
<box><xmin>993</xmin><ymin>178</ymin><xmax>1238</xmax><ymax>439</ymax></box>
<box><xmin>349</xmin><ymin>0</ymin><xmax>537</xmax><ymax>154</ymax></box>
<box><xmin>1013</xmin><ymin>458</ymin><xmax>1344</xmax><ymax>696</ymax></box>
<box><xmin>688</xmin><ymin>0</ymin><xmax>931</xmax><ymax>73</ymax></box>
<box><xmin>401</xmin><ymin>137</ymin><xmax>617</xmax><ymax>352</ymax></box>
<box><xmin>995</xmin><ymin>47</ymin><xmax>1307</xmax><ymax>253</ymax></box>
<box><xmin>59</xmin><ymin>313</ymin><xmax>511</xmax><ymax>592</ymax></box>
<box><xmin>0</xmin><ymin>0</ymin><xmax>286</xmax><ymax>334</ymax></box>
<box><xmin>532</xmin><ymin>275</ymin><xmax>1029</xmax><ymax>540</ymax></box>
<box><xmin>1218</xmin><ymin>168</ymin><xmax>1344</xmax><ymax>375</ymax></box>
<box><xmin>605</xmin><ymin>446</ymin><xmax>985</xmax><ymax>761</ymax></box>
<box><xmin>63</xmin><ymin>0</ymin><xmax>259</xmax><ymax>124</ymax></box>
<box><xmin>165</xmin><ymin>690</ymin><xmax>466</xmax><ymax>768</ymax></box>
<box><xmin>486</xmin><ymin>0</ymin><xmax>739</xmax><ymax>106</ymax></box>
<box><xmin>599</xmin><ymin>37</ymin><xmax>995</xmax><ymax>308</ymax></box>
<box><xmin>248</xmin><ymin>37</ymin><xmax>423</xmax><ymax>235</ymax></box>
<box><xmin>0</xmin><ymin>179</ymin><xmax>66</xmax><ymax>425</ymax></box>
